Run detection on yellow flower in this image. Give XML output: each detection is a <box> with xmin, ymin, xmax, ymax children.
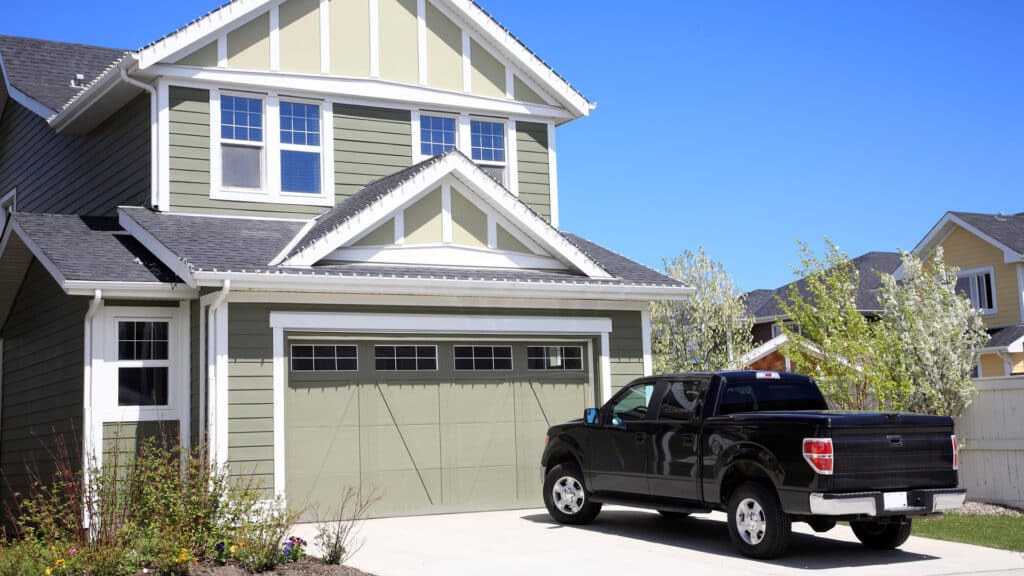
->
<box><xmin>229</xmin><ymin>545</ymin><xmax>238</xmax><ymax>554</ymax></box>
<box><xmin>45</xmin><ymin>569</ymin><xmax>52</xmax><ymax>576</ymax></box>
<box><xmin>55</xmin><ymin>559</ymin><xmax>65</xmax><ymax>567</ymax></box>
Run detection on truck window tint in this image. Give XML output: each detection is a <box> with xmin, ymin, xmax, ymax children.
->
<box><xmin>718</xmin><ymin>380</ymin><xmax>828</xmax><ymax>415</ymax></box>
<box><xmin>659</xmin><ymin>380</ymin><xmax>703</xmax><ymax>421</ymax></box>
<box><xmin>611</xmin><ymin>382</ymin><xmax>656</xmax><ymax>422</ymax></box>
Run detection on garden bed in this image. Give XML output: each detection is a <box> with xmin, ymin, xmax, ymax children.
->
<box><xmin>188</xmin><ymin>558</ymin><xmax>371</xmax><ymax>575</ymax></box>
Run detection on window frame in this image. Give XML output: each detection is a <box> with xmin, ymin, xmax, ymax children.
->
<box><xmin>469</xmin><ymin>117</ymin><xmax>508</xmax><ymax>185</ymax></box>
<box><xmin>418</xmin><ymin>113</ymin><xmax>459</xmax><ymax>158</ymax></box>
<box><xmin>373</xmin><ymin>344</ymin><xmax>439</xmax><ymax>372</ymax></box>
<box><xmin>526</xmin><ymin>345</ymin><xmax>584</xmax><ymax>371</ymax></box>
<box><xmin>210</xmin><ymin>89</ymin><xmax>334</xmax><ymax>207</ymax></box>
<box><xmin>290</xmin><ymin>343</ymin><xmax>359</xmax><ymax>372</ymax></box>
<box><xmin>453</xmin><ymin>345</ymin><xmax>514</xmax><ymax>371</ymax></box>
<box><xmin>957</xmin><ymin>266</ymin><xmax>998</xmax><ymax>315</ymax></box>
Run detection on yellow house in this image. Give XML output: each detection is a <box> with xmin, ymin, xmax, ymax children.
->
<box><xmin>910</xmin><ymin>211</ymin><xmax>1024</xmax><ymax>377</ymax></box>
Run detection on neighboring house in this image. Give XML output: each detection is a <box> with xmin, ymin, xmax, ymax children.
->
<box><xmin>740</xmin><ymin>252</ymin><xmax>902</xmax><ymax>370</ymax></box>
<box><xmin>908</xmin><ymin>211</ymin><xmax>1024</xmax><ymax>377</ymax></box>
<box><xmin>0</xmin><ymin>1</ymin><xmax>690</xmax><ymax>520</ymax></box>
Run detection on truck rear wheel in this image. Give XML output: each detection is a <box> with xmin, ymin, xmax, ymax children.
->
<box><xmin>543</xmin><ymin>463</ymin><xmax>602</xmax><ymax>525</ymax></box>
<box><xmin>851</xmin><ymin>518</ymin><xmax>913</xmax><ymax>549</ymax></box>
<box><xmin>726</xmin><ymin>482</ymin><xmax>792</xmax><ymax>559</ymax></box>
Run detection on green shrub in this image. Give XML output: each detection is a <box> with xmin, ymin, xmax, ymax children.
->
<box><xmin>227</xmin><ymin>497</ymin><xmax>298</xmax><ymax>573</ymax></box>
<box><xmin>314</xmin><ymin>487</ymin><xmax>380</xmax><ymax>565</ymax></box>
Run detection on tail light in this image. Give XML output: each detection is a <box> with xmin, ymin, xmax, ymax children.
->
<box><xmin>951</xmin><ymin>435</ymin><xmax>959</xmax><ymax>470</ymax></box>
<box><xmin>803</xmin><ymin>438</ymin><xmax>834</xmax><ymax>475</ymax></box>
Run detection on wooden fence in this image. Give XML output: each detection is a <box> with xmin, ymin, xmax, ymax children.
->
<box><xmin>955</xmin><ymin>376</ymin><xmax>1024</xmax><ymax>508</ymax></box>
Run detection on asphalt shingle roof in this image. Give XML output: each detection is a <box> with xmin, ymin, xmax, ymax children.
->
<box><xmin>0</xmin><ymin>35</ymin><xmax>125</xmax><ymax>113</ymax></box>
<box><xmin>12</xmin><ymin>213</ymin><xmax>181</xmax><ymax>284</ymax></box>
<box><xmin>951</xmin><ymin>211</ymin><xmax>1024</xmax><ymax>255</ymax></box>
<box><xmin>119</xmin><ymin>207</ymin><xmax>682</xmax><ymax>288</ymax></box>
<box><xmin>985</xmin><ymin>325</ymin><xmax>1024</xmax><ymax>349</ymax></box>
<box><xmin>745</xmin><ymin>251</ymin><xmax>903</xmax><ymax>320</ymax></box>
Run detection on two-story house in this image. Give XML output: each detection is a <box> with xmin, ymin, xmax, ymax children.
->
<box><xmin>0</xmin><ymin>0</ymin><xmax>690</xmax><ymax>519</ymax></box>
<box><xmin>909</xmin><ymin>211</ymin><xmax>1024</xmax><ymax>377</ymax></box>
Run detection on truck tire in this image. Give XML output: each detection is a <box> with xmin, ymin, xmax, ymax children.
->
<box><xmin>543</xmin><ymin>463</ymin><xmax>602</xmax><ymax>525</ymax></box>
<box><xmin>851</xmin><ymin>518</ymin><xmax>913</xmax><ymax>549</ymax></box>
<box><xmin>726</xmin><ymin>482</ymin><xmax>792</xmax><ymax>559</ymax></box>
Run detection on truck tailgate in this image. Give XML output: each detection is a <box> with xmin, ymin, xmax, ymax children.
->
<box><xmin>828</xmin><ymin>414</ymin><xmax>958</xmax><ymax>492</ymax></box>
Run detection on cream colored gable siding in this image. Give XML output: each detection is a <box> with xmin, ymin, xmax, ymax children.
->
<box><xmin>1012</xmin><ymin>352</ymin><xmax>1024</xmax><ymax>374</ymax></box>
<box><xmin>354</xmin><ymin>218</ymin><xmax>396</xmax><ymax>246</ymax></box>
<box><xmin>514</xmin><ymin>76</ymin><xmax>546</xmax><ymax>105</ymax></box>
<box><xmin>404</xmin><ymin>187</ymin><xmax>443</xmax><ymax>243</ymax></box>
<box><xmin>280</xmin><ymin>0</ymin><xmax>321</xmax><ymax>74</ymax></box>
<box><xmin>470</xmin><ymin>38</ymin><xmax>505</xmax><ymax>98</ymax></box>
<box><xmin>425</xmin><ymin>2</ymin><xmax>463</xmax><ymax>91</ymax></box>
<box><xmin>331</xmin><ymin>0</ymin><xmax>371</xmax><ymax>76</ymax></box>
<box><xmin>379</xmin><ymin>0</ymin><xmax>419</xmax><ymax>84</ymax></box>
<box><xmin>981</xmin><ymin>353</ymin><xmax>1007</xmax><ymax>377</ymax></box>
<box><xmin>938</xmin><ymin>226</ymin><xmax>1020</xmax><ymax>327</ymax></box>
<box><xmin>176</xmin><ymin>41</ymin><xmax>218</xmax><ymax>67</ymax></box>
<box><xmin>496</xmin><ymin>225</ymin><xmax>530</xmax><ymax>253</ymax></box>
<box><xmin>450</xmin><ymin>189</ymin><xmax>487</xmax><ymax>247</ymax></box>
<box><xmin>227</xmin><ymin>12</ymin><xmax>271</xmax><ymax>70</ymax></box>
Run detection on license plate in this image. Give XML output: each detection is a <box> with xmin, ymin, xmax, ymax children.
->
<box><xmin>884</xmin><ymin>492</ymin><xmax>908</xmax><ymax>510</ymax></box>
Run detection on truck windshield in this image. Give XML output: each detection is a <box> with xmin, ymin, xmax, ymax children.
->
<box><xmin>717</xmin><ymin>379</ymin><xmax>828</xmax><ymax>415</ymax></box>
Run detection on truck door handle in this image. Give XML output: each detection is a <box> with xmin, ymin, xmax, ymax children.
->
<box><xmin>635</xmin><ymin>432</ymin><xmax>647</xmax><ymax>445</ymax></box>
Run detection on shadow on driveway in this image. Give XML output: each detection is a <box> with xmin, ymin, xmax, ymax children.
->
<box><xmin>520</xmin><ymin>510</ymin><xmax>938</xmax><ymax>569</ymax></box>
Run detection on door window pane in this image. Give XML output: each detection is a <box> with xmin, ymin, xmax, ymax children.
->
<box><xmin>611</xmin><ymin>383</ymin><xmax>655</xmax><ymax>423</ymax></box>
<box><xmin>659</xmin><ymin>380</ymin><xmax>704</xmax><ymax>421</ymax></box>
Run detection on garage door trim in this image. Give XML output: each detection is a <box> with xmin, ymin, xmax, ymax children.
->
<box><xmin>269</xmin><ymin>311</ymin><xmax>614</xmax><ymax>502</ymax></box>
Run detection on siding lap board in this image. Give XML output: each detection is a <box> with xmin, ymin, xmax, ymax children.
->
<box><xmin>515</xmin><ymin>122</ymin><xmax>551</xmax><ymax>221</ymax></box>
<box><xmin>334</xmin><ymin>104</ymin><xmax>412</xmax><ymax>199</ymax></box>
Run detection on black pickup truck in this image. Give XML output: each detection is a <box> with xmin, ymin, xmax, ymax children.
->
<box><xmin>540</xmin><ymin>371</ymin><xmax>965</xmax><ymax>558</ymax></box>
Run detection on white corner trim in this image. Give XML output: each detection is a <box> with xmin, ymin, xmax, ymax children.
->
<box><xmin>506</xmin><ymin>120</ymin><xmax>519</xmax><ymax>197</ymax></box>
<box><xmin>319</xmin><ymin>0</ymin><xmax>331</xmax><ymax>75</ymax></box>
<box><xmin>640</xmin><ymin>307</ymin><xmax>652</xmax><ymax>376</ymax></box>
<box><xmin>272</xmin><ymin>326</ymin><xmax>286</xmax><ymax>497</ymax></box>
<box><xmin>547</xmin><ymin>123</ymin><xmax>559</xmax><ymax>228</ymax></box>
<box><xmin>599</xmin><ymin>332</ymin><xmax>612</xmax><ymax>404</ymax></box>
<box><xmin>269</xmin><ymin>310</ymin><xmax>612</xmax><ymax>335</ymax></box>
<box><xmin>118</xmin><ymin>209</ymin><xmax>196</xmax><ymax>287</ymax></box>
<box><xmin>1018</xmin><ymin>263</ymin><xmax>1024</xmax><ymax>325</ymax></box>
<box><xmin>202</xmin><ymin>283</ymin><xmax>231</xmax><ymax>467</ymax></box>
<box><xmin>156</xmin><ymin>80</ymin><xmax>171</xmax><ymax>211</ymax></box>
<box><xmin>417</xmin><ymin>0</ymin><xmax>428</xmax><ymax>86</ymax></box>
<box><xmin>368</xmin><ymin>0</ymin><xmax>380</xmax><ymax>78</ymax></box>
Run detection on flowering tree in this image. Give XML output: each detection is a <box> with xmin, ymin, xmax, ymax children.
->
<box><xmin>650</xmin><ymin>247</ymin><xmax>753</xmax><ymax>372</ymax></box>
<box><xmin>876</xmin><ymin>248</ymin><xmax>988</xmax><ymax>418</ymax></box>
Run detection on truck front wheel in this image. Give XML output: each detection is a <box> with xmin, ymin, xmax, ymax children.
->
<box><xmin>851</xmin><ymin>518</ymin><xmax>913</xmax><ymax>549</ymax></box>
<box><xmin>543</xmin><ymin>463</ymin><xmax>602</xmax><ymax>525</ymax></box>
<box><xmin>726</xmin><ymin>482</ymin><xmax>792</xmax><ymax>558</ymax></box>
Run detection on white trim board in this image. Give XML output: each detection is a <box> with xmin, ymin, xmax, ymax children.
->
<box><xmin>268</xmin><ymin>310</ymin><xmax>613</xmax><ymax>500</ymax></box>
<box><xmin>117</xmin><ymin>210</ymin><xmax>196</xmax><ymax>287</ymax></box>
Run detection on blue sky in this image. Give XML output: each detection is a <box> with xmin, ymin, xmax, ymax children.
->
<box><xmin>4</xmin><ymin>1</ymin><xmax>1021</xmax><ymax>290</ymax></box>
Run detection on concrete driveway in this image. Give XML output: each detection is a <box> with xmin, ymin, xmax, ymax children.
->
<box><xmin>296</xmin><ymin>506</ymin><xmax>1024</xmax><ymax>576</ymax></box>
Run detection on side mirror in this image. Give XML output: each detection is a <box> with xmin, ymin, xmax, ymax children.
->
<box><xmin>584</xmin><ymin>408</ymin><xmax>600</xmax><ymax>426</ymax></box>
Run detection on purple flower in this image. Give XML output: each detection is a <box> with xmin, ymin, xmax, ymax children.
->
<box><xmin>283</xmin><ymin>548</ymin><xmax>292</xmax><ymax>556</ymax></box>
<box><xmin>214</xmin><ymin>542</ymin><xmax>225</xmax><ymax>553</ymax></box>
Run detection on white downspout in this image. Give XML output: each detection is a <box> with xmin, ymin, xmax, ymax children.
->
<box><xmin>119</xmin><ymin>67</ymin><xmax>159</xmax><ymax>211</ymax></box>
<box><xmin>81</xmin><ymin>289</ymin><xmax>102</xmax><ymax>529</ymax></box>
<box><xmin>997</xmin><ymin>350</ymin><xmax>1014</xmax><ymax>377</ymax></box>
<box><xmin>205</xmin><ymin>281</ymin><xmax>231</xmax><ymax>465</ymax></box>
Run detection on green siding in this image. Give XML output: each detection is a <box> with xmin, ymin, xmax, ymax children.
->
<box><xmin>167</xmin><ymin>89</ymin><xmax>412</xmax><ymax>217</ymax></box>
<box><xmin>102</xmin><ymin>421</ymin><xmax>181</xmax><ymax>472</ymax></box>
<box><xmin>515</xmin><ymin>122</ymin><xmax>551</xmax><ymax>221</ymax></box>
<box><xmin>334</xmin><ymin>104</ymin><xmax>412</xmax><ymax>199</ymax></box>
<box><xmin>0</xmin><ymin>261</ymin><xmax>88</xmax><ymax>507</ymax></box>
<box><xmin>225</xmin><ymin>303</ymin><xmax>644</xmax><ymax>493</ymax></box>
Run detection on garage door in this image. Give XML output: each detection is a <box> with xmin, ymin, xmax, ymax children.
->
<box><xmin>285</xmin><ymin>339</ymin><xmax>591</xmax><ymax>518</ymax></box>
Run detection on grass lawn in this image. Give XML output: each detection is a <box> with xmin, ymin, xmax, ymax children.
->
<box><xmin>912</xmin><ymin>513</ymin><xmax>1024</xmax><ymax>551</ymax></box>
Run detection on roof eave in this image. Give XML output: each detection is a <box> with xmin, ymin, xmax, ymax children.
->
<box><xmin>47</xmin><ymin>55</ymin><xmax>134</xmax><ymax>133</ymax></box>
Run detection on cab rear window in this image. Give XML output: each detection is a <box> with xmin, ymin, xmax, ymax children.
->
<box><xmin>717</xmin><ymin>379</ymin><xmax>827</xmax><ymax>415</ymax></box>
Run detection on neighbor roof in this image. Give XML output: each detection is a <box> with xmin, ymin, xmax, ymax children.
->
<box><xmin>746</xmin><ymin>251</ymin><xmax>903</xmax><ymax>321</ymax></box>
<box><xmin>0</xmin><ymin>35</ymin><xmax>125</xmax><ymax>112</ymax></box>
<box><xmin>118</xmin><ymin>206</ymin><xmax>683</xmax><ymax>288</ymax></box>
<box><xmin>949</xmin><ymin>211</ymin><xmax>1024</xmax><ymax>255</ymax></box>
<box><xmin>10</xmin><ymin>212</ymin><xmax>181</xmax><ymax>284</ymax></box>
<box><xmin>984</xmin><ymin>324</ymin><xmax>1024</xmax><ymax>350</ymax></box>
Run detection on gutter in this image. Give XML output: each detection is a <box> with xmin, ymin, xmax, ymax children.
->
<box><xmin>81</xmin><ymin>289</ymin><xmax>102</xmax><ymax>530</ymax></box>
<box><xmin>119</xmin><ymin>67</ymin><xmax>160</xmax><ymax>211</ymax></box>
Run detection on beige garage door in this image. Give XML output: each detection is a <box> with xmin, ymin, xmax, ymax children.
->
<box><xmin>286</xmin><ymin>339</ymin><xmax>591</xmax><ymax>518</ymax></box>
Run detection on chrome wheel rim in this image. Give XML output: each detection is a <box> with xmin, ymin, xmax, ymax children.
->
<box><xmin>552</xmin><ymin>475</ymin><xmax>585</xmax><ymax>515</ymax></box>
<box><xmin>735</xmin><ymin>497</ymin><xmax>767</xmax><ymax>545</ymax></box>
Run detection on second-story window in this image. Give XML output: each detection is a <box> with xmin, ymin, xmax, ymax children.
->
<box><xmin>221</xmin><ymin>95</ymin><xmax>264</xmax><ymax>190</ymax></box>
<box><xmin>956</xmin><ymin>269</ymin><xmax>995</xmax><ymax>313</ymax></box>
<box><xmin>420</xmin><ymin>115</ymin><xmax>456</xmax><ymax>157</ymax></box>
<box><xmin>280</xmin><ymin>101</ymin><xmax>321</xmax><ymax>194</ymax></box>
<box><xmin>470</xmin><ymin>119</ymin><xmax>506</xmax><ymax>185</ymax></box>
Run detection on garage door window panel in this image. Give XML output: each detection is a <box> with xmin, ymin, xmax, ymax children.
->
<box><xmin>376</xmin><ymin>345</ymin><xmax>438</xmax><ymax>371</ymax></box>
<box><xmin>527</xmin><ymin>346</ymin><xmax>583</xmax><ymax>371</ymax></box>
<box><xmin>291</xmin><ymin>344</ymin><xmax>358</xmax><ymax>372</ymax></box>
<box><xmin>454</xmin><ymin>346</ymin><xmax>513</xmax><ymax>371</ymax></box>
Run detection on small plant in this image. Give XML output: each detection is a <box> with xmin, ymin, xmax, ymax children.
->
<box><xmin>280</xmin><ymin>536</ymin><xmax>307</xmax><ymax>563</ymax></box>
<box><xmin>230</xmin><ymin>498</ymin><xmax>299</xmax><ymax>573</ymax></box>
<box><xmin>314</xmin><ymin>488</ymin><xmax>380</xmax><ymax>565</ymax></box>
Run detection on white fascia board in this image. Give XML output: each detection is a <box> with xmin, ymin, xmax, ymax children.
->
<box><xmin>740</xmin><ymin>333</ymin><xmax>789</xmax><ymax>366</ymax></box>
<box><xmin>270</xmin><ymin>310</ymin><xmax>613</xmax><ymax>335</ymax></box>
<box><xmin>8</xmin><ymin>220</ymin><xmax>68</xmax><ymax>289</ymax></box>
<box><xmin>193</xmin><ymin>269</ymin><xmax>693</xmax><ymax>301</ymax></box>
<box><xmin>148</xmin><ymin>65</ymin><xmax>574</xmax><ymax>122</ymax></box>
<box><xmin>64</xmin><ymin>281</ymin><xmax>198</xmax><ymax>299</ymax></box>
<box><xmin>911</xmin><ymin>212</ymin><xmax>1022</xmax><ymax>264</ymax></box>
<box><xmin>439</xmin><ymin>0</ymin><xmax>593</xmax><ymax>118</ymax></box>
<box><xmin>326</xmin><ymin>244</ymin><xmax>569</xmax><ymax>270</ymax></box>
<box><xmin>226</xmin><ymin>289</ymin><xmax>650</xmax><ymax>310</ymax></box>
<box><xmin>0</xmin><ymin>51</ymin><xmax>55</xmax><ymax>119</ymax></box>
<box><xmin>118</xmin><ymin>209</ymin><xmax>197</xmax><ymax>287</ymax></box>
<box><xmin>48</xmin><ymin>57</ymin><xmax>131</xmax><ymax>131</ymax></box>
<box><xmin>134</xmin><ymin>0</ymin><xmax>276</xmax><ymax>69</ymax></box>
